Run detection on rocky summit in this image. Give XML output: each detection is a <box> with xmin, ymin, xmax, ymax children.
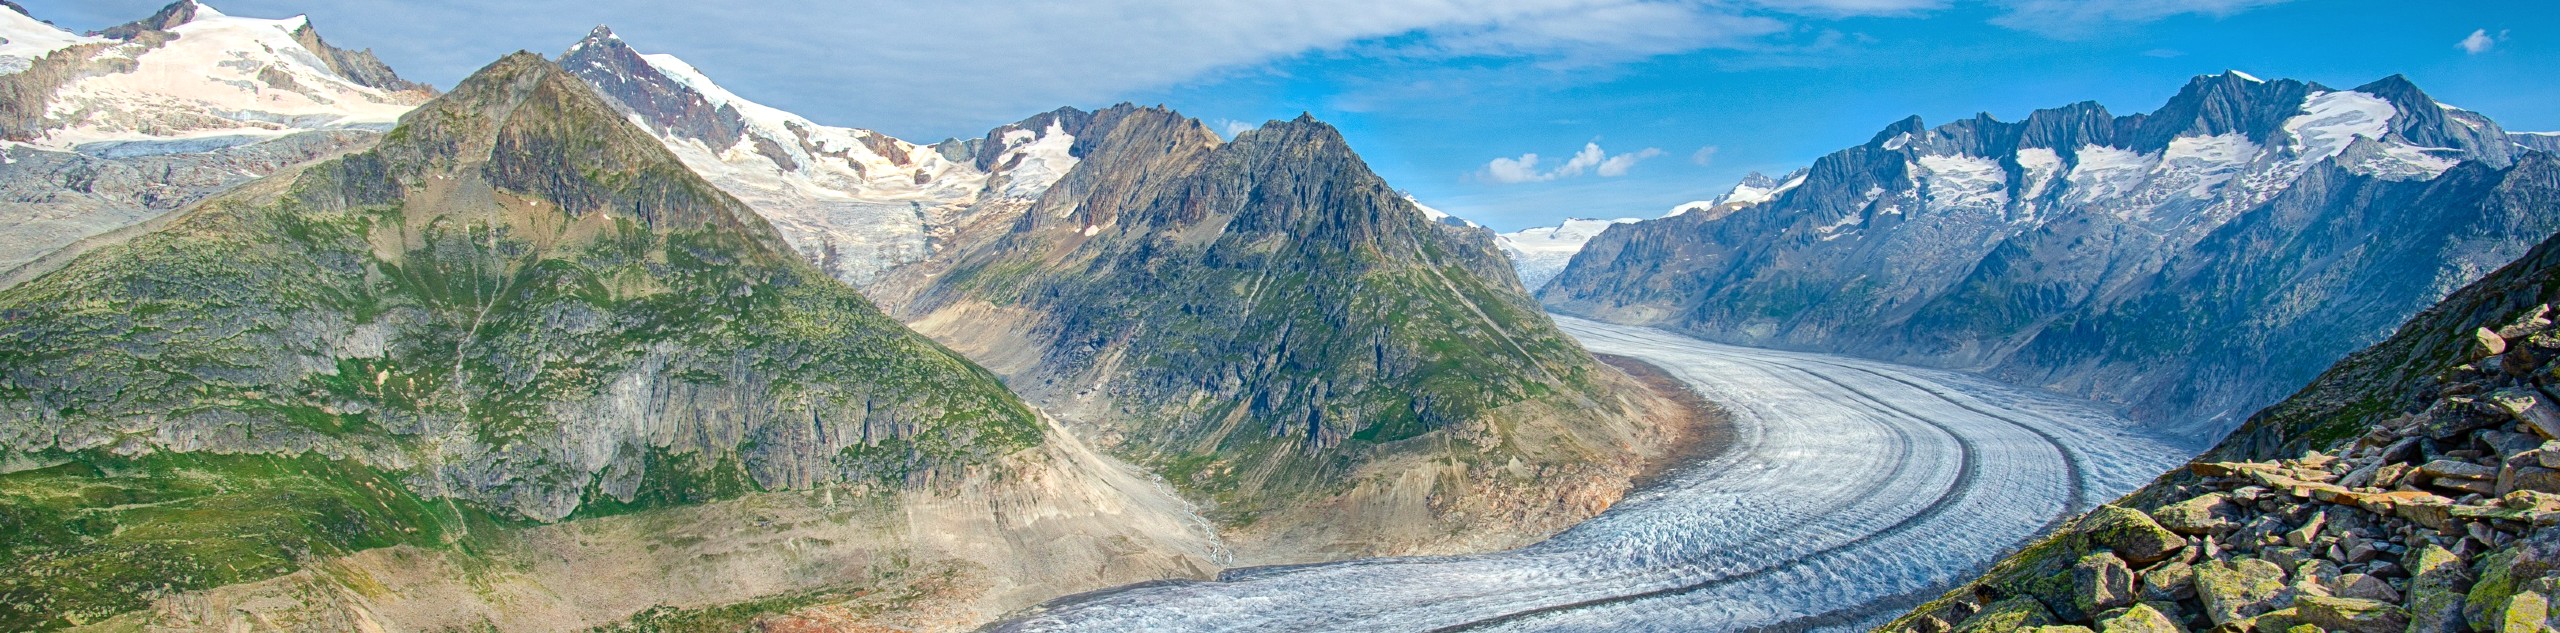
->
<box><xmin>870</xmin><ymin>107</ymin><xmax>1690</xmax><ymax>561</ymax></box>
<box><xmin>1890</xmin><ymin>212</ymin><xmax>2560</xmax><ymax>633</ymax></box>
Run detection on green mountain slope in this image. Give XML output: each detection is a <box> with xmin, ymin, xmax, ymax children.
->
<box><xmin>878</xmin><ymin>108</ymin><xmax>1688</xmax><ymax>558</ymax></box>
<box><xmin>0</xmin><ymin>52</ymin><xmax>1036</xmax><ymax>630</ymax></box>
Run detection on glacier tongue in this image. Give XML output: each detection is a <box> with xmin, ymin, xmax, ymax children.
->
<box><xmin>981</xmin><ymin>316</ymin><xmax>2191</xmax><ymax>632</ymax></box>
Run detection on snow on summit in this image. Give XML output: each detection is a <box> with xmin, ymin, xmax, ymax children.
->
<box><xmin>0</xmin><ymin>5</ymin><xmax>100</xmax><ymax>74</ymax></box>
<box><xmin>24</xmin><ymin>2</ymin><xmax>428</xmax><ymax>149</ymax></box>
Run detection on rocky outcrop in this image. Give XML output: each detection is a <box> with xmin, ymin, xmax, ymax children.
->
<box><xmin>0</xmin><ymin>130</ymin><xmax>380</xmax><ymax>279</ymax></box>
<box><xmin>1887</xmin><ymin>223</ymin><xmax>2560</xmax><ymax>632</ymax></box>
<box><xmin>288</xmin><ymin>20</ymin><xmax>435</xmax><ymax>95</ymax></box>
<box><xmin>1545</xmin><ymin>73</ymin><xmax>2560</xmax><ymax>438</ymax></box>
<box><xmin>872</xmin><ymin>107</ymin><xmax>1682</xmax><ymax>560</ymax></box>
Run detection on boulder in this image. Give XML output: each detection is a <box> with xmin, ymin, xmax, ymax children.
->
<box><xmin>2143</xmin><ymin>561</ymin><xmax>2200</xmax><ymax>602</ymax></box>
<box><xmin>2094</xmin><ymin>603</ymin><xmax>2184</xmax><ymax>633</ymax></box>
<box><xmin>2425</xmin><ymin>460</ymin><xmax>2504</xmax><ymax>481</ymax></box>
<box><xmin>2513</xmin><ymin>467</ymin><xmax>2560</xmax><ymax>495</ymax></box>
<box><xmin>2076</xmin><ymin>552</ymin><xmax>2138</xmax><ymax>614</ymax></box>
<box><xmin>2483</xmin><ymin>387</ymin><xmax>2560</xmax><ymax>440</ymax></box>
<box><xmin>2334</xmin><ymin>574</ymin><xmax>2399</xmax><ymax>603</ymax></box>
<box><xmin>2154</xmin><ymin>494</ymin><xmax>2245</xmax><ymax>536</ymax></box>
<box><xmin>2496</xmin><ymin>590</ymin><xmax>2552</xmax><ymax>633</ymax></box>
<box><xmin>2194</xmin><ymin>558</ymin><xmax>2296</xmax><ymax>626</ymax></box>
<box><xmin>2083</xmin><ymin>505</ymin><xmax>2187</xmax><ymax>565</ymax></box>
<box><xmin>2407</xmin><ymin>544</ymin><xmax>2477</xmax><ymax>633</ymax></box>
<box><xmin>2292</xmin><ymin>595</ymin><xmax>2409</xmax><ymax>633</ymax></box>
<box><xmin>2483</xmin><ymin>327</ymin><xmax>2513</xmax><ymax>359</ymax></box>
<box><xmin>1955</xmin><ymin>597</ymin><xmax>2058</xmax><ymax>633</ymax></box>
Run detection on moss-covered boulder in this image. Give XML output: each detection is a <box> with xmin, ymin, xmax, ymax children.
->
<box><xmin>2085</xmin><ymin>504</ymin><xmax>2189</xmax><ymax>565</ymax></box>
<box><xmin>1957</xmin><ymin>597</ymin><xmax>2059</xmax><ymax>633</ymax></box>
<box><xmin>2077</xmin><ymin>552</ymin><xmax>2139</xmax><ymax>615</ymax></box>
<box><xmin>2293</xmin><ymin>595</ymin><xmax>2407</xmax><ymax>633</ymax></box>
<box><xmin>2406</xmin><ymin>544</ymin><xmax>2476</xmax><ymax>633</ymax></box>
<box><xmin>2153</xmin><ymin>494</ymin><xmax>2245</xmax><ymax>536</ymax></box>
<box><xmin>2095</xmin><ymin>603</ymin><xmax>2186</xmax><ymax>633</ymax></box>
<box><xmin>2195</xmin><ymin>558</ymin><xmax>2295</xmax><ymax>626</ymax></box>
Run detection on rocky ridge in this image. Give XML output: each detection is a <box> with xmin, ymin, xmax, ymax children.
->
<box><xmin>559</xmin><ymin>27</ymin><xmax>1077</xmax><ymax>286</ymax></box>
<box><xmin>1546</xmin><ymin>72</ymin><xmax>2560</xmax><ymax>437</ymax></box>
<box><xmin>1888</xmin><ymin>225</ymin><xmax>2560</xmax><ymax>633</ymax></box>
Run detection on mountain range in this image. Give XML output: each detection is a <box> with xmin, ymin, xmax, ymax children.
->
<box><xmin>0</xmin><ymin>3</ymin><xmax>1697</xmax><ymax>629</ymax></box>
<box><xmin>1546</xmin><ymin>70</ymin><xmax>2560</xmax><ymax>437</ymax></box>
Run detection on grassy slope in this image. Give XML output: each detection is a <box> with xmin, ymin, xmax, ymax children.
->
<box><xmin>0</xmin><ymin>53</ymin><xmax>1035</xmax><ymax>629</ymax></box>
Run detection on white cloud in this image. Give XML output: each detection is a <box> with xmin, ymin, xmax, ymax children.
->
<box><xmin>1214</xmin><ymin>118</ymin><xmax>1260</xmax><ymax>139</ymax></box>
<box><xmin>1485</xmin><ymin>153</ymin><xmax>1551</xmax><ymax>184</ymax></box>
<box><xmin>1598</xmin><ymin>147</ymin><xmax>1664</xmax><ymax>176</ymax></box>
<box><xmin>1990</xmin><ymin>0</ymin><xmax>2295</xmax><ymax>36</ymax></box>
<box><xmin>1483</xmin><ymin>142</ymin><xmax>1657</xmax><ymax>183</ymax></box>
<box><xmin>1690</xmin><ymin>145</ymin><xmax>1721</xmax><ymax>166</ymax></box>
<box><xmin>2458</xmin><ymin>29</ymin><xmax>2505</xmax><ymax>54</ymax></box>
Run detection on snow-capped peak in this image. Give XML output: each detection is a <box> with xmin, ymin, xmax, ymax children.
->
<box><xmin>1497</xmin><ymin>217</ymin><xmax>1640</xmax><ymax>290</ymax></box>
<box><xmin>2224</xmin><ymin>69</ymin><xmax>2263</xmax><ymax>83</ymax></box>
<box><xmin>0</xmin><ymin>4</ymin><xmax>102</xmax><ymax>74</ymax></box>
<box><xmin>1668</xmin><ymin>170</ymin><xmax>1804</xmax><ymax>218</ymax></box>
<box><xmin>1404</xmin><ymin>195</ymin><xmax>1479</xmax><ymax>228</ymax></box>
<box><xmin>23</xmin><ymin>2</ymin><xmax>424</xmax><ymax>148</ymax></box>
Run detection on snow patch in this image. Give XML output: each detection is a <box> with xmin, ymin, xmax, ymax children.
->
<box><xmin>2282</xmin><ymin>90</ymin><xmax>2395</xmax><ymax>163</ymax></box>
<box><xmin>1915</xmin><ymin>154</ymin><xmax>2007</xmax><ymax>208</ymax></box>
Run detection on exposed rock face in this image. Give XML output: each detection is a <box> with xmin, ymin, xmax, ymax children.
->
<box><xmin>1887</xmin><ymin>223</ymin><xmax>2560</xmax><ymax>633</ymax></box>
<box><xmin>872</xmin><ymin>107</ymin><xmax>1679</xmax><ymax>560</ymax></box>
<box><xmin>288</xmin><ymin>21</ymin><xmax>434</xmax><ymax>95</ymax></box>
<box><xmin>0</xmin><ymin>53</ymin><xmax>1047</xmax><ymax>629</ymax></box>
<box><xmin>1545</xmin><ymin>72</ymin><xmax>2560</xmax><ymax>437</ymax></box>
<box><xmin>558</xmin><ymin>28</ymin><xmax>1074</xmax><ymax>287</ymax></box>
<box><xmin>0</xmin><ymin>130</ymin><xmax>379</xmax><ymax>280</ymax></box>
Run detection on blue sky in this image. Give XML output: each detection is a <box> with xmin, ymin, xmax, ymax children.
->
<box><xmin>23</xmin><ymin>0</ymin><xmax>2559</xmax><ymax>230</ymax></box>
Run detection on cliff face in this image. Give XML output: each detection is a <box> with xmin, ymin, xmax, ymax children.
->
<box><xmin>1885</xmin><ymin>224</ymin><xmax>2560</xmax><ymax>633</ymax></box>
<box><xmin>1545</xmin><ymin>73</ymin><xmax>2558</xmax><ymax>437</ymax></box>
<box><xmin>0</xmin><ymin>53</ymin><xmax>1054</xmax><ymax>630</ymax></box>
<box><xmin>875</xmin><ymin>108</ymin><xmax>1686</xmax><ymax>560</ymax></box>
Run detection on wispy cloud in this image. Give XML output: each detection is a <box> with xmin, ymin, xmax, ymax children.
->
<box><xmin>1598</xmin><ymin>147</ymin><xmax>1663</xmax><ymax>176</ymax></box>
<box><xmin>1213</xmin><ymin>118</ymin><xmax>1259</xmax><ymax>139</ymax></box>
<box><xmin>2457</xmin><ymin>29</ymin><xmax>2506</xmax><ymax>55</ymax></box>
<box><xmin>1483</xmin><ymin>142</ymin><xmax>1659</xmax><ymax>183</ymax></box>
<box><xmin>1989</xmin><ymin>0</ymin><xmax>2295</xmax><ymax>37</ymax></box>
<box><xmin>1690</xmin><ymin>145</ymin><xmax>1721</xmax><ymax>166</ymax></box>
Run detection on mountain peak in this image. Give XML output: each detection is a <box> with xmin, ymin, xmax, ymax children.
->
<box><xmin>572</xmin><ymin>24</ymin><xmax>621</xmax><ymax>50</ymax></box>
<box><xmin>0</xmin><ymin>1</ymin><xmax>31</xmax><ymax>18</ymax></box>
<box><xmin>93</xmin><ymin>0</ymin><xmax>204</xmax><ymax>39</ymax></box>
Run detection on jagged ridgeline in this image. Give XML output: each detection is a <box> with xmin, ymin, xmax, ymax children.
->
<box><xmin>889</xmin><ymin>107</ymin><xmax>1650</xmax><ymax>533</ymax></box>
<box><xmin>1882</xmin><ymin>224</ymin><xmax>2560</xmax><ymax>633</ymax></box>
<box><xmin>0</xmin><ymin>52</ymin><xmax>1034</xmax><ymax>628</ymax></box>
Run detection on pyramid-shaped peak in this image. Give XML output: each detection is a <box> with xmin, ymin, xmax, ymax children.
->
<box><xmin>91</xmin><ymin>0</ymin><xmax>216</xmax><ymax>39</ymax></box>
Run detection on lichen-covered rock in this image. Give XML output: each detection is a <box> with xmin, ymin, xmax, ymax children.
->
<box><xmin>2293</xmin><ymin>595</ymin><xmax>2408</xmax><ymax>633</ymax></box>
<box><xmin>1957</xmin><ymin>597</ymin><xmax>2059</xmax><ymax>633</ymax></box>
<box><xmin>2155</xmin><ymin>494</ymin><xmax>2246</xmax><ymax>536</ymax></box>
<box><xmin>2407</xmin><ymin>544</ymin><xmax>2476</xmax><ymax>633</ymax></box>
<box><xmin>2497</xmin><ymin>590</ymin><xmax>2552</xmax><ymax>633</ymax></box>
<box><xmin>2077</xmin><ymin>552</ymin><xmax>2139</xmax><ymax>614</ymax></box>
<box><xmin>2085</xmin><ymin>504</ymin><xmax>2189</xmax><ymax>565</ymax></box>
<box><xmin>2095</xmin><ymin>603</ymin><xmax>2186</xmax><ymax>633</ymax></box>
<box><xmin>2194</xmin><ymin>558</ymin><xmax>2296</xmax><ymax>626</ymax></box>
<box><xmin>2471</xmin><ymin>547</ymin><xmax>2527</xmax><ymax>626</ymax></box>
<box><xmin>2145</xmin><ymin>560</ymin><xmax>2201</xmax><ymax>602</ymax></box>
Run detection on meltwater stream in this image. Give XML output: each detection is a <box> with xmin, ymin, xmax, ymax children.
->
<box><xmin>985</xmin><ymin>316</ymin><xmax>2197</xmax><ymax>632</ymax></box>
